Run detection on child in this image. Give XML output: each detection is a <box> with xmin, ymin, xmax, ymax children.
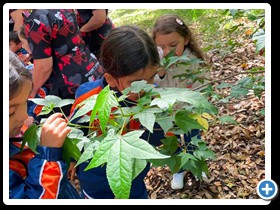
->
<box><xmin>9</xmin><ymin>30</ymin><xmax>32</xmax><ymax>66</ymax></box>
<box><xmin>152</xmin><ymin>14</ymin><xmax>209</xmax><ymax>190</ymax></box>
<box><xmin>9</xmin><ymin>50</ymin><xmax>80</xmax><ymax>199</ymax></box>
<box><xmin>68</xmin><ymin>25</ymin><xmax>163</xmax><ymax>199</ymax></box>
<box><xmin>153</xmin><ymin>14</ymin><xmax>209</xmax><ymax>90</ymax></box>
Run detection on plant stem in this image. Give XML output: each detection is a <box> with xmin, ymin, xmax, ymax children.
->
<box><xmin>192</xmin><ymin>70</ymin><xmax>265</xmax><ymax>91</ymax></box>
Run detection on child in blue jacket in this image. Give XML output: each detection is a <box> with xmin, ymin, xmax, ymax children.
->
<box><xmin>9</xmin><ymin>50</ymin><xmax>80</xmax><ymax>199</ymax></box>
<box><xmin>68</xmin><ymin>25</ymin><xmax>166</xmax><ymax>199</ymax></box>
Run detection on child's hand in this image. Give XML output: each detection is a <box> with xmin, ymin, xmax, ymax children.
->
<box><xmin>68</xmin><ymin>162</ymin><xmax>77</xmax><ymax>181</ymax></box>
<box><xmin>40</xmin><ymin>113</ymin><xmax>71</xmax><ymax>148</ymax></box>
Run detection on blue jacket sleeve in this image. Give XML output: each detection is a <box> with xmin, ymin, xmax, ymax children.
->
<box><xmin>25</xmin><ymin>146</ymin><xmax>67</xmax><ymax>198</ymax></box>
<box><xmin>9</xmin><ymin>145</ymin><xmax>80</xmax><ymax>199</ymax></box>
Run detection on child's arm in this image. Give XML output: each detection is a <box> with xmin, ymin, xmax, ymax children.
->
<box><xmin>24</xmin><ymin>113</ymin><xmax>73</xmax><ymax>198</ymax></box>
<box><xmin>10</xmin><ymin>9</ymin><xmax>24</xmax><ymax>32</ymax></box>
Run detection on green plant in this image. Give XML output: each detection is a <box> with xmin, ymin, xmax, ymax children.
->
<box><xmin>159</xmin><ymin>49</ymin><xmax>210</xmax><ymax>87</ymax></box>
<box><xmin>23</xmin><ymin>79</ymin><xmax>217</xmax><ymax>198</ymax></box>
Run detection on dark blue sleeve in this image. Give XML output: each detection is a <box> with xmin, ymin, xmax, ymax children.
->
<box><xmin>26</xmin><ymin>146</ymin><xmax>65</xmax><ymax>198</ymax></box>
<box><xmin>10</xmin><ymin>145</ymin><xmax>80</xmax><ymax>199</ymax></box>
<box><xmin>9</xmin><ymin>170</ymin><xmax>26</xmax><ymax>198</ymax></box>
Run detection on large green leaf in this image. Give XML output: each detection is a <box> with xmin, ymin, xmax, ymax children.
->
<box><xmin>156</xmin><ymin>116</ymin><xmax>174</xmax><ymax>134</ymax></box>
<box><xmin>165</xmin><ymin>156</ymin><xmax>182</xmax><ymax>174</ymax></box>
<box><xmin>178</xmin><ymin>152</ymin><xmax>197</xmax><ymax>168</ymax></box>
<box><xmin>237</xmin><ymin>77</ymin><xmax>252</xmax><ymax>87</ymax></box>
<box><xmin>160</xmin><ymin>136</ymin><xmax>179</xmax><ymax>155</ymax></box>
<box><xmin>121</xmin><ymin>131</ymin><xmax>170</xmax><ymax>159</ymax></box>
<box><xmin>69</xmin><ymin>95</ymin><xmax>97</xmax><ymax>122</ymax></box>
<box><xmin>219</xmin><ymin>115</ymin><xmax>237</xmax><ymax>125</ymax></box>
<box><xmin>132</xmin><ymin>159</ymin><xmax>147</xmax><ymax>180</ymax></box>
<box><xmin>182</xmin><ymin>158</ymin><xmax>209</xmax><ymax>180</ymax></box>
<box><xmin>166</xmin><ymin>56</ymin><xmax>203</xmax><ymax>70</ymax></box>
<box><xmin>130</xmin><ymin>80</ymin><xmax>155</xmax><ymax>93</ymax></box>
<box><xmin>194</xmin><ymin>160</ymin><xmax>209</xmax><ymax>180</ymax></box>
<box><xmin>230</xmin><ymin>86</ymin><xmax>249</xmax><ymax>98</ymax></box>
<box><xmin>85</xmin><ymin>130</ymin><xmax>117</xmax><ymax>170</ymax></box>
<box><xmin>30</xmin><ymin>96</ymin><xmax>75</xmax><ymax>117</ymax></box>
<box><xmin>193</xmin><ymin>148</ymin><xmax>216</xmax><ymax>160</ymax></box>
<box><xmin>252</xmin><ymin>29</ymin><xmax>265</xmax><ymax>52</ymax></box>
<box><xmin>181</xmin><ymin>158</ymin><xmax>198</xmax><ymax>172</ymax></box>
<box><xmin>135</xmin><ymin>112</ymin><xmax>155</xmax><ymax>133</ymax></box>
<box><xmin>75</xmin><ymin>141</ymin><xmax>100</xmax><ymax>167</ymax></box>
<box><xmin>175</xmin><ymin>111</ymin><xmax>205</xmax><ymax>133</ymax></box>
<box><xmin>190</xmin><ymin>136</ymin><xmax>207</xmax><ymax>150</ymax></box>
<box><xmin>62</xmin><ymin>137</ymin><xmax>81</xmax><ymax>165</ymax></box>
<box><xmin>106</xmin><ymin>139</ymin><xmax>133</xmax><ymax>199</ymax></box>
<box><xmin>37</xmin><ymin>104</ymin><xmax>54</xmax><ymax>116</ymax></box>
<box><xmin>137</xmin><ymin>94</ymin><xmax>152</xmax><ymax>106</ymax></box>
<box><xmin>216</xmin><ymin>82</ymin><xmax>232</xmax><ymax>89</ymax></box>
<box><xmin>22</xmin><ymin>124</ymin><xmax>39</xmax><ymax>154</ymax></box>
<box><xmin>75</xmin><ymin>136</ymin><xmax>91</xmax><ymax>151</ymax></box>
<box><xmin>114</xmin><ymin>106</ymin><xmax>140</xmax><ymax>116</ymax></box>
<box><xmin>150</xmin><ymin>98</ymin><xmax>169</xmax><ymax>111</ymax></box>
<box><xmin>150</xmin><ymin>155</ymin><xmax>181</xmax><ymax>174</ymax></box>
<box><xmin>122</xmin><ymin>80</ymin><xmax>154</xmax><ymax>95</ymax></box>
<box><xmin>134</xmin><ymin>108</ymin><xmax>162</xmax><ymax>133</ymax></box>
<box><xmin>154</xmin><ymin>88</ymin><xmax>216</xmax><ymax>113</ymax></box>
<box><xmin>85</xmin><ymin>130</ymin><xmax>169</xmax><ymax>198</ymax></box>
<box><xmin>89</xmin><ymin>86</ymin><xmax>118</xmax><ymax>133</ymax></box>
<box><xmin>29</xmin><ymin>95</ymin><xmax>74</xmax><ymax>107</ymax></box>
<box><xmin>68</xmin><ymin>127</ymin><xmax>85</xmax><ymax>139</ymax></box>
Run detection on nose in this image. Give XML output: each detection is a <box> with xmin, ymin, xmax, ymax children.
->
<box><xmin>17</xmin><ymin>106</ymin><xmax>29</xmax><ymax>123</ymax></box>
<box><xmin>163</xmin><ymin>46</ymin><xmax>174</xmax><ymax>57</ymax></box>
<box><xmin>163</xmin><ymin>48</ymin><xmax>170</xmax><ymax>57</ymax></box>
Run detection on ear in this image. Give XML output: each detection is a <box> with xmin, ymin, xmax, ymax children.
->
<box><xmin>104</xmin><ymin>73</ymin><xmax>117</xmax><ymax>88</ymax></box>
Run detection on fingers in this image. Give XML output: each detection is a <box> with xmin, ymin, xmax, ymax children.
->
<box><xmin>50</xmin><ymin>117</ymin><xmax>67</xmax><ymax>129</ymax></box>
<box><xmin>55</xmin><ymin>121</ymin><xmax>72</xmax><ymax>139</ymax></box>
<box><xmin>43</xmin><ymin>113</ymin><xmax>63</xmax><ymax>125</ymax></box>
<box><xmin>40</xmin><ymin>113</ymin><xmax>71</xmax><ymax>148</ymax></box>
<box><xmin>42</xmin><ymin>114</ymin><xmax>68</xmax><ymax>135</ymax></box>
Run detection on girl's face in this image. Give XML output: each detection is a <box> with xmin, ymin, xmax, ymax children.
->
<box><xmin>9</xmin><ymin>41</ymin><xmax>22</xmax><ymax>53</ymax></box>
<box><xmin>107</xmin><ymin>64</ymin><xmax>159</xmax><ymax>102</ymax></box>
<box><xmin>9</xmin><ymin>82</ymin><xmax>32</xmax><ymax>137</ymax></box>
<box><xmin>155</xmin><ymin>31</ymin><xmax>189</xmax><ymax>57</ymax></box>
